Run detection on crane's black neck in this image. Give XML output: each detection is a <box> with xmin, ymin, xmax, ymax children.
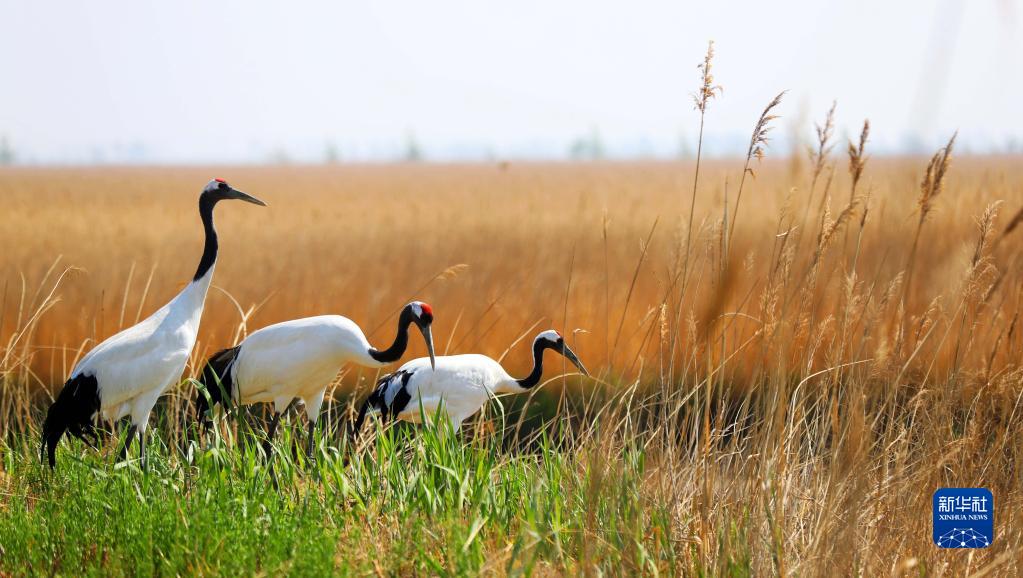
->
<box><xmin>516</xmin><ymin>340</ymin><xmax>554</xmax><ymax>390</ymax></box>
<box><xmin>368</xmin><ymin>307</ymin><xmax>414</xmax><ymax>364</ymax></box>
<box><xmin>193</xmin><ymin>194</ymin><xmax>219</xmax><ymax>282</ymax></box>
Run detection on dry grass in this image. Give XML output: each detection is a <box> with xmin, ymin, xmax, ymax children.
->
<box><xmin>3</xmin><ymin>157</ymin><xmax>1023</xmax><ymax>386</ymax></box>
<box><xmin>2</xmin><ymin>146</ymin><xmax>1023</xmax><ymax>572</ymax></box>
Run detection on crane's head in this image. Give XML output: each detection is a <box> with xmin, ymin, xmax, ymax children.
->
<box><xmin>202</xmin><ymin>178</ymin><xmax>267</xmax><ymax>206</ymax></box>
<box><xmin>536</xmin><ymin>330</ymin><xmax>589</xmax><ymax>376</ymax></box>
<box><xmin>406</xmin><ymin>301</ymin><xmax>436</xmax><ymax>369</ymax></box>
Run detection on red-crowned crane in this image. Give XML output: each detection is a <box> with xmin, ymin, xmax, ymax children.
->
<box><xmin>195</xmin><ymin>302</ymin><xmax>436</xmax><ymax>457</ymax></box>
<box><xmin>41</xmin><ymin>179</ymin><xmax>266</xmax><ymax>468</ymax></box>
<box><xmin>352</xmin><ymin>329</ymin><xmax>587</xmax><ymax>437</ymax></box>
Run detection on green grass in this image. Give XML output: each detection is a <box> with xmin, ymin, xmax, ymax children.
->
<box><xmin>0</xmin><ymin>413</ymin><xmax>692</xmax><ymax>576</ymax></box>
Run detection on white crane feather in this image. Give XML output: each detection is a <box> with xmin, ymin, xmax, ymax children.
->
<box><xmin>353</xmin><ymin>330</ymin><xmax>588</xmax><ymax>436</ymax></box>
<box><xmin>195</xmin><ymin>303</ymin><xmax>437</xmax><ymax>458</ymax></box>
<box><xmin>41</xmin><ymin>179</ymin><xmax>265</xmax><ymax>468</ymax></box>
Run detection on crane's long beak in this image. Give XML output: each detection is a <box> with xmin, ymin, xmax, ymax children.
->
<box><xmin>420</xmin><ymin>325</ymin><xmax>437</xmax><ymax>369</ymax></box>
<box><xmin>231</xmin><ymin>188</ymin><xmax>268</xmax><ymax>207</ymax></box>
<box><xmin>561</xmin><ymin>344</ymin><xmax>589</xmax><ymax>377</ymax></box>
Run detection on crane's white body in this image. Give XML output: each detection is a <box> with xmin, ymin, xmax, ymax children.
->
<box><xmin>228</xmin><ymin>315</ymin><xmax>389</xmax><ymax>421</ymax></box>
<box><xmin>357</xmin><ymin>331</ymin><xmax>587</xmax><ymax>436</ymax></box>
<box><xmin>42</xmin><ymin>178</ymin><xmax>265</xmax><ymax>469</ymax></box>
<box><xmin>371</xmin><ymin>354</ymin><xmax>520</xmax><ymax>431</ymax></box>
<box><xmin>72</xmin><ymin>268</ymin><xmax>214</xmax><ymax>433</ymax></box>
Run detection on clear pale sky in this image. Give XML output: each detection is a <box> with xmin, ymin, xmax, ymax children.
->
<box><xmin>0</xmin><ymin>0</ymin><xmax>1019</xmax><ymax>163</ymax></box>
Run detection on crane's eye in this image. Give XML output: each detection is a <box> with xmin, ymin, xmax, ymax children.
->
<box><xmin>217</xmin><ymin>181</ymin><xmax>228</xmax><ymax>190</ymax></box>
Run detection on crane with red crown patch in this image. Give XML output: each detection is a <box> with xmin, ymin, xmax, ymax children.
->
<box><xmin>194</xmin><ymin>301</ymin><xmax>436</xmax><ymax>459</ymax></box>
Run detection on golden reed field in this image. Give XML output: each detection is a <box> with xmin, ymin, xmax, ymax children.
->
<box><xmin>4</xmin><ymin>157</ymin><xmax>1023</xmax><ymax>391</ymax></box>
<box><xmin>3</xmin><ymin>146</ymin><xmax>1023</xmax><ymax>572</ymax></box>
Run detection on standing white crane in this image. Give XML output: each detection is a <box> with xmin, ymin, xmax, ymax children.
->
<box><xmin>352</xmin><ymin>329</ymin><xmax>588</xmax><ymax>437</ymax></box>
<box><xmin>195</xmin><ymin>302</ymin><xmax>436</xmax><ymax>458</ymax></box>
<box><xmin>41</xmin><ymin>179</ymin><xmax>266</xmax><ymax>468</ymax></box>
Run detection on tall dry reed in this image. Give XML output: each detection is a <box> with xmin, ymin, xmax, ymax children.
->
<box><xmin>1</xmin><ymin>121</ymin><xmax>1022</xmax><ymax>574</ymax></box>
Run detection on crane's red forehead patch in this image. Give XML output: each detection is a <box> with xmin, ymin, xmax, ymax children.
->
<box><xmin>420</xmin><ymin>303</ymin><xmax>433</xmax><ymax>316</ymax></box>
<box><xmin>555</xmin><ymin>330</ymin><xmax>562</xmax><ymax>338</ymax></box>
<box><xmin>214</xmin><ymin>178</ymin><xmax>227</xmax><ymax>184</ymax></box>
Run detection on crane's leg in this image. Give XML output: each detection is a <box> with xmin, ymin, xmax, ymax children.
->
<box><xmin>137</xmin><ymin>423</ymin><xmax>147</xmax><ymax>470</ymax></box>
<box><xmin>306</xmin><ymin>420</ymin><xmax>316</xmax><ymax>458</ymax></box>
<box><xmin>262</xmin><ymin>412</ymin><xmax>282</xmax><ymax>459</ymax></box>
<box><xmin>304</xmin><ymin>390</ymin><xmax>326</xmax><ymax>460</ymax></box>
<box><xmin>117</xmin><ymin>424</ymin><xmax>138</xmax><ymax>461</ymax></box>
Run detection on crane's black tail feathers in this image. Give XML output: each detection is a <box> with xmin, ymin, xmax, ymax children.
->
<box><xmin>350</xmin><ymin>370</ymin><xmax>418</xmax><ymax>442</ymax></box>
<box><xmin>40</xmin><ymin>373</ymin><xmax>100</xmax><ymax>469</ymax></box>
<box><xmin>350</xmin><ymin>393</ymin><xmax>379</xmax><ymax>442</ymax></box>
<box><xmin>350</xmin><ymin>372</ymin><xmax>393</xmax><ymax>441</ymax></box>
<box><xmin>195</xmin><ymin>345</ymin><xmax>240</xmax><ymax>431</ymax></box>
